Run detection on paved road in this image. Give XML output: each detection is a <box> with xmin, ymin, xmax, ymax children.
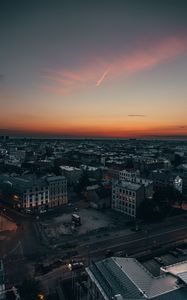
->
<box><xmin>0</xmin><ymin>206</ymin><xmax>47</xmax><ymax>285</ymax></box>
<box><xmin>37</xmin><ymin>223</ymin><xmax>187</xmax><ymax>290</ymax></box>
<box><xmin>2</xmin><ymin>206</ymin><xmax>187</xmax><ymax>288</ymax></box>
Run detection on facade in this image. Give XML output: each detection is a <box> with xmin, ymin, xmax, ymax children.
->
<box><xmin>112</xmin><ymin>180</ymin><xmax>144</xmax><ymax>218</ymax></box>
<box><xmin>47</xmin><ymin>176</ymin><xmax>67</xmax><ymax>207</ymax></box>
<box><xmin>86</xmin><ymin>257</ymin><xmax>187</xmax><ymax>300</ymax></box>
<box><xmin>60</xmin><ymin>165</ymin><xmax>82</xmax><ymax>184</ymax></box>
<box><xmin>119</xmin><ymin>169</ymin><xmax>140</xmax><ymax>181</ymax></box>
<box><xmin>0</xmin><ymin>175</ymin><xmax>67</xmax><ymax>210</ymax></box>
<box><xmin>119</xmin><ymin>169</ymin><xmax>153</xmax><ymax>198</ymax></box>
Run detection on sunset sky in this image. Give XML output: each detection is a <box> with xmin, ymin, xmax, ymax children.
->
<box><xmin>0</xmin><ymin>0</ymin><xmax>187</xmax><ymax>138</ymax></box>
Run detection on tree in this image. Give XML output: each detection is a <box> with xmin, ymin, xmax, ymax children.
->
<box><xmin>138</xmin><ymin>199</ymin><xmax>164</xmax><ymax>222</ymax></box>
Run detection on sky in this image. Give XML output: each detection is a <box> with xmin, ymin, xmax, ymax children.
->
<box><xmin>0</xmin><ymin>0</ymin><xmax>187</xmax><ymax>138</ymax></box>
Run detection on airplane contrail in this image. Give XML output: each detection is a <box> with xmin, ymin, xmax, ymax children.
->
<box><xmin>96</xmin><ymin>68</ymin><xmax>109</xmax><ymax>87</ymax></box>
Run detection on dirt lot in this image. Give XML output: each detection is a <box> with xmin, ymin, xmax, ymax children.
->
<box><xmin>41</xmin><ymin>208</ymin><xmax>112</xmax><ymax>240</ymax></box>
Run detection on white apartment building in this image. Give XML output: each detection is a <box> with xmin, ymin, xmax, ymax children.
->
<box><xmin>0</xmin><ymin>175</ymin><xmax>68</xmax><ymax>210</ymax></box>
<box><xmin>112</xmin><ymin>180</ymin><xmax>144</xmax><ymax>218</ymax></box>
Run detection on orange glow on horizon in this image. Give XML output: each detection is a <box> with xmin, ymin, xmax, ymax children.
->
<box><xmin>2</xmin><ymin>122</ymin><xmax>187</xmax><ymax>138</ymax></box>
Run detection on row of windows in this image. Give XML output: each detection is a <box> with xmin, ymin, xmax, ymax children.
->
<box><xmin>113</xmin><ymin>200</ymin><xmax>135</xmax><ymax>207</ymax></box>
<box><xmin>28</xmin><ymin>196</ymin><xmax>49</xmax><ymax>201</ymax></box>
<box><xmin>113</xmin><ymin>189</ymin><xmax>136</xmax><ymax>197</ymax></box>
<box><xmin>50</xmin><ymin>182</ymin><xmax>66</xmax><ymax>187</ymax></box>
<box><xmin>50</xmin><ymin>188</ymin><xmax>66</xmax><ymax>192</ymax></box>
<box><xmin>50</xmin><ymin>191</ymin><xmax>66</xmax><ymax>196</ymax></box>
<box><xmin>24</xmin><ymin>199</ymin><xmax>48</xmax><ymax>204</ymax></box>
<box><xmin>113</xmin><ymin>195</ymin><xmax>135</xmax><ymax>202</ymax></box>
<box><xmin>113</xmin><ymin>205</ymin><xmax>135</xmax><ymax>216</ymax></box>
<box><xmin>25</xmin><ymin>192</ymin><xmax>48</xmax><ymax>196</ymax></box>
<box><xmin>25</xmin><ymin>182</ymin><xmax>67</xmax><ymax>194</ymax></box>
<box><xmin>27</xmin><ymin>187</ymin><xmax>48</xmax><ymax>193</ymax></box>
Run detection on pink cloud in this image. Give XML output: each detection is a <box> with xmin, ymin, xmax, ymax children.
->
<box><xmin>41</xmin><ymin>36</ymin><xmax>187</xmax><ymax>95</ymax></box>
<box><xmin>96</xmin><ymin>68</ymin><xmax>110</xmax><ymax>86</ymax></box>
<box><xmin>111</xmin><ymin>36</ymin><xmax>187</xmax><ymax>77</ymax></box>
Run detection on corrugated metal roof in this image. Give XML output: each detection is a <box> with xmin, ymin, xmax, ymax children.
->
<box><xmin>177</xmin><ymin>272</ymin><xmax>187</xmax><ymax>284</ymax></box>
<box><xmin>87</xmin><ymin>257</ymin><xmax>184</xmax><ymax>299</ymax></box>
<box><xmin>114</xmin><ymin>257</ymin><xmax>177</xmax><ymax>298</ymax></box>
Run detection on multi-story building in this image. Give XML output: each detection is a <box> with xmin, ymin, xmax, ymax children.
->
<box><xmin>86</xmin><ymin>257</ymin><xmax>187</xmax><ymax>300</ymax></box>
<box><xmin>119</xmin><ymin>169</ymin><xmax>153</xmax><ymax>198</ymax></box>
<box><xmin>60</xmin><ymin>165</ymin><xmax>82</xmax><ymax>184</ymax></box>
<box><xmin>0</xmin><ymin>175</ymin><xmax>67</xmax><ymax>210</ymax></box>
<box><xmin>47</xmin><ymin>176</ymin><xmax>68</xmax><ymax>207</ymax></box>
<box><xmin>112</xmin><ymin>180</ymin><xmax>144</xmax><ymax>218</ymax></box>
<box><xmin>119</xmin><ymin>169</ymin><xmax>140</xmax><ymax>181</ymax></box>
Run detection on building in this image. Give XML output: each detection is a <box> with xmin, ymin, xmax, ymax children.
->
<box><xmin>151</xmin><ymin>170</ymin><xmax>183</xmax><ymax>193</ymax></box>
<box><xmin>47</xmin><ymin>176</ymin><xmax>67</xmax><ymax>207</ymax></box>
<box><xmin>178</xmin><ymin>165</ymin><xmax>187</xmax><ymax>198</ymax></box>
<box><xmin>80</xmin><ymin>165</ymin><xmax>102</xmax><ymax>179</ymax></box>
<box><xmin>60</xmin><ymin>165</ymin><xmax>82</xmax><ymax>185</ymax></box>
<box><xmin>0</xmin><ymin>175</ymin><xmax>67</xmax><ymax>210</ymax></box>
<box><xmin>119</xmin><ymin>169</ymin><xmax>140</xmax><ymax>181</ymax></box>
<box><xmin>86</xmin><ymin>257</ymin><xmax>187</xmax><ymax>300</ymax></box>
<box><xmin>112</xmin><ymin>180</ymin><xmax>144</xmax><ymax>218</ymax></box>
<box><xmin>119</xmin><ymin>169</ymin><xmax>153</xmax><ymax>198</ymax></box>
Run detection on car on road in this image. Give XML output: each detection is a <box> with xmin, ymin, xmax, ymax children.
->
<box><xmin>68</xmin><ymin>261</ymin><xmax>84</xmax><ymax>271</ymax></box>
<box><xmin>154</xmin><ymin>257</ymin><xmax>164</xmax><ymax>265</ymax></box>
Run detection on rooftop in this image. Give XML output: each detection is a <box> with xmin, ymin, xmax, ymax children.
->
<box><xmin>86</xmin><ymin>257</ymin><xmax>187</xmax><ymax>299</ymax></box>
<box><xmin>113</xmin><ymin>180</ymin><xmax>142</xmax><ymax>191</ymax></box>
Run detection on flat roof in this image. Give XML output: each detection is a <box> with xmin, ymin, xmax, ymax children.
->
<box><xmin>114</xmin><ymin>180</ymin><xmax>142</xmax><ymax>191</ymax></box>
<box><xmin>87</xmin><ymin>257</ymin><xmax>183</xmax><ymax>299</ymax></box>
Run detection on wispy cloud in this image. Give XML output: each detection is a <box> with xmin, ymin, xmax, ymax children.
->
<box><xmin>41</xmin><ymin>36</ymin><xmax>187</xmax><ymax>95</ymax></box>
<box><xmin>96</xmin><ymin>68</ymin><xmax>110</xmax><ymax>86</ymax></box>
<box><xmin>128</xmin><ymin>114</ymin><xmax>146</xmax><ymax>117</ymax></box>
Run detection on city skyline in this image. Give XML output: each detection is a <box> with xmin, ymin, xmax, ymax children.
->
<box><xmin>1</xmin><ymin>0</ymin><xmax>187</xmax><ymax>138</ymax></box>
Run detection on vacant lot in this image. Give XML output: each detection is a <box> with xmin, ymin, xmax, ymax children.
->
<box><xmin>41</xmin><ymin>208</ymin><xmax>112</xmax><ymax>240</ymax></box>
